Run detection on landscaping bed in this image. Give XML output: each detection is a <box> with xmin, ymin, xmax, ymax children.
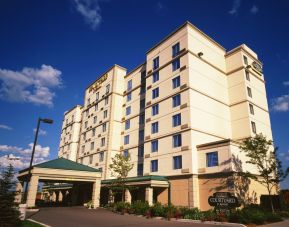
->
<box><xmin>104</xmin><ymin>201</ymin><xmax>289</xmax><ymax>226</ymax></box>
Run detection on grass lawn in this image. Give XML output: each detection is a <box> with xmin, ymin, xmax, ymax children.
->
<box><xmin>21</xmin><ymin>220</ymin><xmax>43</xmax><ymax>227</ymax></box>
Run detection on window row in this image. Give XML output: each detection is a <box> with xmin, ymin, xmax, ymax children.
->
<box><xmin>150</xmin><ymin>155</ymin><xmax>182</xmax><ymax>172</ymax></box>
<box><xmin>87</xmin><ymin>84</ymin><xmax>110</xmax><ymax>105</ymax></box>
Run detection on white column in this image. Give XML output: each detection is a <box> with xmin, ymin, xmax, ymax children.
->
<box><xmin>58</xmin><ymin>191</ymin><xmax>63</xmax><ymax>202</ymax></box>
<box><xmin>91</xmin><ymin>179</ymin><xmax>101</xmax><ymax>208</ymax></box>
<box><xmin>26</xmin><ymin>175</ymin><xmax>39</xmax><ymax>207</ymax></box>
<box><xmin>15</xmin><ymin>182</ymin><xmax>23</xmax><ymax>204</ymax></box>
<box><xmin>52</xmin><ymin>191</ymin><xmax>56</xmax><ymax>202</ymax></box>
<box><xmin>125</xmin><ymin>189</ymin><xmax>131</xmax><ymax>203</ymax></box>
<box><xmin>145</xmin><ymin>187</ymin><xmax>153</xmax><ymax>206</ymax></box>
<box><xmin>108</xmin><ymin>189</ymin><xmax>114</xmax><ymax>203</ymax></box>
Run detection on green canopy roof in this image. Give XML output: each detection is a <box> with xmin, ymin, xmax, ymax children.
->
<box><xmin>19</xmin><ymin>158</ymin><xmax>100</xmax><ymax>173</ymax></box>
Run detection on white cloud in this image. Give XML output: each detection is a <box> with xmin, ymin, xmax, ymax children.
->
<box><xmin>0</xmin><ymin>124</ymin><xmax>12</xmax><ymax>130</ymax></box>
<box><xmin>272</xmin><ymin>95</ymin><xmax>289</xmax><ymax>112</ymax></box>
<box><xmin>229</xmin><ymin>0</ymin><xmax>241</xmax><ymax>15</ymax></box>
<box><xmin>33</xmin><ymin>128</ymin><xmax>47</xmax><ymax>136</ymax></box>
<box><xmin>0</xmin><ymin>143</ymin><xmax>50</xmax><ymax>170</ymax></box>
<box><xmin>73</xmin><ymin>0</ymin><xmax>104</xmax><ymax>30</ymax></box>
<box><xmin>0</xmin><ymin>65</ymin><xmax>62</xmax><ymax>107</ymax></box>
<box><xmin>283</xmin><ymin>81</ymin><xmax>289</xmax><ymax>86</ymax></box>
<box><xmin>250</xmin><ymin>5</ymin><xmax>259</xmax><ymax>14</ymax></box>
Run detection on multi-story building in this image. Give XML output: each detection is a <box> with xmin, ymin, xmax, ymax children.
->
<box><xmin>58</xmin><ymin>21</ymin><xmax>273</xmax><ymax>210</ymax></box>
<box><xmin>58</xmin><ymin>105</ymin><xmax>82</xmax><ymax>161</ymax></box>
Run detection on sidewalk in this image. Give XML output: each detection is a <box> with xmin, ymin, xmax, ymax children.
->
<box><xmin>259</xmin><ymin>219</ymin><xmax>289</xmax><ymax>227</ymax></box>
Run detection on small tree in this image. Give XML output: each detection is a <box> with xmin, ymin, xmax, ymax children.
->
<box><xmin>109</xmin><ymin>153</ymin><xmax>134</xmax><ymax>202</ymax></box>
<box><xmin>239</xmin><ymin>133</ymin><xmax>289</xmax><ymax>212</ymax></box>
<box><xmin>0</xmin><ymin>164</ymin><xmax>20</xmax><ymax>226</ymax></box>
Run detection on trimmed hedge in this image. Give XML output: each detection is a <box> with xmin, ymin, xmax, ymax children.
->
<box><xmin>104</xmin><ymin>201</ymin><xmax>284</xmax><ymax>225</ymax></box>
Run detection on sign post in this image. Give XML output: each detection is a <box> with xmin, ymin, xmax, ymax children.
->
<box><xmin>208</xmin><ymin>192</ymin><xmax>240</xmax><ymax>215</ymax></box>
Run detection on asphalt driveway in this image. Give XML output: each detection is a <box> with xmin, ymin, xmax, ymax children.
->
<box><xmin>27</xmin><ymin>206</ymin><xmax>240</xmax><ymax>227</ymax></box>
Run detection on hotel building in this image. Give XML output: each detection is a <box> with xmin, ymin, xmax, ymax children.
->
<box><xmin>58</xmin><ymin>21</ymin><xmax>273</xmax><ymax>210</ymax></box>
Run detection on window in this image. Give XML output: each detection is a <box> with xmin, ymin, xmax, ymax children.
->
<box><xmin>151</xmin><ymin>140</ymin><xmax>158</xmax><ymax>152</ymax></box>
<box><xmin>99</xmin><ymin>151</ymin><xmax>104</xmax><ymax>162</ymax></box>
<box><xmin>72</xmin><ymin>115</ymin><xmax>74</xmax><ymax>122</ymax></box>
<box><xmin>90</xmin><ymin>142</ymin><xmax>94</xmax><ymax>150</ymax></box>
<box><xmin>106</xmin><ymin>84</ymin><xmax>110</xmax><ymax>94</ymax></box>
<box><xmin>243</xmin><ymin>55</ymin><xmax>248</xmax><ymax>65</ymax></box>
<box><xmin>101</xmin><ymin>137</ymin><xmax>105</xmax><ymax>147</ymax></box>
<box><xmin>95</xmin><ymin>103</ymin><xmax>98</xmax><ymax>111</ymax></box>
<box><xmin>245</xmin><ymin>71</ymin><xmax>250</xmax><ymax>81</ymax></box>
<box><xmin>127</xmin><ymin>92</ymin><xmax>132</xmax><ymax>102</ymax></box>
<box><xmin>123</xmin><ymin>150</ymin><xmax>129</xmax><ymax>158</ymax></box>
<box><xmin>173</xmin><ymin>155</ymin><xmax>182</xmax><ymax>169</ymax></box>
<box><xmin>172</xmin><ymin>113</ymin><xmax>181</xmax><ymax>127</ymax></box>
<box><xmin>139</xmin><ymin>130</ymin><xmax>144</xmax><ymax>141</ymax></box>
<box><xmin>81</xmin><ymin>145</ymin><xmax>85</xmax><ymax>153</ymax></box>
<box><xmin>140</xmin><ymin>85</ymin><xmax>145</xmax><ymax>94</ymax></box>
<box><xmin>249</xmin><ymin>104</ymin><xmax>254</xmax><ymax>115</ymax></box>
<box><xmin>251</xmin><ymin>121</ymin><xmax>257</xmax><ymax>133</ymax></box>
<box><xmin>151</xmin><ymin>160</ymin><xmax>158</xmax><ymax>172</ymax></box>
<box><xmin>152</xmin><ymin>72</ymin><xmax>159</xmax><ymax>83</ymax></box>
<box><xmin>127</xmin><ymin>80</ymin><xmax>132</xmax><ymax>91</ymax></box>
<box><xmin>85</xmin><ymin>109</ymin><xmax>89</xmax><ymax>117</ymax></box>
<box><xmin>152</xmin><ymin>87</ymin><xmax>159</xmax><ymax>99</ymax></box>
<box><xmin>125</xmin><ymin>120</ymin><xmax>130</xmax><ymax>130</ymax></box>
<box><xmin>139</xmin><ymin>114</ymin><xmax>145</xmax><ymax>125</ymax></box>
<box><xmin>105</xmin><ymin>97</ymin><xmax>109</xmax><ymax>105</ymax></box>
<box><xmin>151</xmin><ymin>122</ymin><xmax>159</xmax><ymax>134</ymax></box>
<box><xmin>124</xmin><ymin>135</ymin><xmax>129</xmax><ymax>145</ymax></box>
<box><xmin>103</xmin><ymin>110</ymin><xmax>108</xmax><ymax>118</ymax></box>
<box><xmin>138</xmin><ymin>145</ymin><xmax>144</xmax><ymax>157</ymax></box>
<box><xmin>69</xmin><ymin>134</ymin><xmax>71</xmax><ymax>140</ymax></box>
<box><xmin>83</xmin><ymin>132</ymin><xmax>86</xmax><ymax>140</ymax></box>
<box><xmin>85</xmin><ymin>121</ymin><xmax>88</xmax><ymax>128</ymax></box>
<box><xmin>96</xmin><ymin>92</ymin><xmax>99</xmax><ymax>101</ymax></box>
<box><xmin>172</xmin><ymin>59</ymin><xmax>180</xmax><ymax>71</ymax></box>
<box><xmin>102</xmin><ymin>123</ymin><xmax>107</xmax><ymax>132</ymax></box>
<box><xmin>89</xmin><ymin>155</ymin><xmax>93</xmax><ymax>164</ymax></box>
<box><xmin>93</xmin><ymin>116</ymin><xmax>97</xmax><ymax>124</ymax></box>
<box><xmin>206</xmin><ymin>152</ymin><xmax>218</xmax><ymax>167</ymax></box>
<box><xmin>92</xmin><ymin>128</ymin><xmax>96</xmax><ymax>136</ymax></box>
<box><xmin>80</xmin><ymin>157</ymin><xmax>83</xmax><ymax>164</ymax></box>
<box><xmin>153</xmin><ymin>56</ymin><xmax>159</xmax><ymax>70</ymax></box>
<box><xmin>87</xmin><ymin>98</ymin><xmax>90</xmax><ymax>105</ymax></box>
<box><xmin>172</xmin><ymin>94</ymin><xmax>181</xmax><ymax>107</ymax></box>
<box><xmin>247</xmin><ymin>87</ymin><xmax>252</xmax><ymax>98</ymax></box>
<box><xmin>172</xmin><ymin>76</ymin><xmax>180</xmax><ymax>89</ymax></box>
<box><xmin>126</xmin><ymin>106</ymin><xmax>131</xmax><ymax>115</ymax></box>
<box><xmin>173</xmin><ymin>134</ymin><xmax>182</xmax><ymax>147</ymax></box>
<box><xmin>137</xmin><ymin>163</ymin><xmax>143</xmax><ymax>176</ymax></box>
<box><xmin>152</xmin><ymin>104</ymin><xmax>159</xmax><ymax>116</ymax></box>
<box><xmin>66</xmin><ymin>119</ymin><xmax>68</xmax><ymax>125</ymax></box>
<box><xmin>172</xmin><ymin>42</ymin><xmax>180</xmax><ymax>57</ymax></box>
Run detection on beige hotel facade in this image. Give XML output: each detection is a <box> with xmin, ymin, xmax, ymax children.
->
<box><xmin>58</xmin><ymin>21</ymin><xmax>273</xmax><ymax>210</ymax></box>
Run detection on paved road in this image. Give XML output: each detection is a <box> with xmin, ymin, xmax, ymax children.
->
<box><xmin>27</xmin><ymin>207</ymin><xmax>240</xmax><ymax>227</ymax></box>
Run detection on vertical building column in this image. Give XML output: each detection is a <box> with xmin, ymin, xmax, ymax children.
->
<box><xmin>52</xmin><ymin>191</ymin><xmax>56</xmax><ymax>202</ymax></box>
<box><xmin>58</xmin><ymin>190</ymin><xmax>63</xmax><ymax>202</ymax></box>
<box><xmin>108</xmin><ymin>189</ymin><xmax>114</xmax><ymax>204</ymax></box>
<box><xmin>26</xmin><ymin>175</ymin><xmax>39</xmax><ymax>207</ymax></box>
<box><xmin>125</xmin><ymin>189</ymin><xmax>131</xmax><ymax>203</ymax></box>
<box><xmin>91</xmin><ymin>179</ymin><xmax>101</xmax><ymax>208</ymax></box>
<box><xmin>145</xmin><ymin>187</ymin><xmax>153</xmax><ymax>206</ymax></box>
<box><xmin>15</xmin><ymin>182</ymin><xmax>23</xmax><ymax>203</ymax></box>
<box><xmin>188</xmin><ymin>175</ymin><xmax>200</xmax><ymax>208</ymax></box>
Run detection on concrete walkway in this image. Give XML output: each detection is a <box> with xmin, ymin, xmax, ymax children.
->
<box><xmin>28</xmin><ymin>207</ymin><xmax>243</xmax><ymax>227</ymax></box>
<box><xmin>260</xmin><ymin>219</ymin><xmax>289</xmax><ymax>227</ymax></box>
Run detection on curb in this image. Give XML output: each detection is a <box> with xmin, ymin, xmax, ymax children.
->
<box><xmin>176</xmin><ymin>219</ymin><xmax>246</xmax><ymax>227</ymax></box>
<box><xmin>27</xmin><ymin>218</ymin><xmax>51</xmax><ymax>227</ymax></box>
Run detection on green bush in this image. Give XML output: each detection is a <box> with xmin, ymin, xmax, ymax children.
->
<box><xmin>115</xmin><ymin>202</ymin><xmax>130</xmax><ymax>212</ymax></box>
<box><xmin>130</xmin><ymin>200</ymin><xmax>149</xmax><ymax>215</ymax></box>
<box><xmin>151</xmin><ymin>202</ymin><xmax>165</xmax><ymax>217</ymax></box>
<box><xmin>265</xmin><ymin>212</ymin><xmax>282</xmax><ymax>223</ymax></box>
<box><xmin>201</xmin><ymin>209</ymin><xmax>216</xmax><ymax>221</ymax></box>
<box><xmin>163</xmin><ymin>204</ymin><xmax>176</xmax><ymax>219</ymax></box>
<box><xmin>228</xmin><ymin>210</ymin><xmax>249</xmax><ymax>224</ymax></box>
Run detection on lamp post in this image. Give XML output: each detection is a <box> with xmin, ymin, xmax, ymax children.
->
<box><xmin>23</xmin><ymin>118</ymin><xmax>53</xmax><ymax>204</ymax></box>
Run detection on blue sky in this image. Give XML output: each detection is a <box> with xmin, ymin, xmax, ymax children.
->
<box><xmin>0</xmin><ymin>0</ymin><xmax>289</xmax><ymax>188</ymax></box>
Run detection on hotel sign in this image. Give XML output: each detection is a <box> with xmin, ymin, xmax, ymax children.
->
<box><xmin>208</xmin><ymin>192</ymin><xmax>240</xmax><ymax>208</ymax></box>
<box><xmin>252</xmin><ymin>61</ymin><xmax>263</xmax><ymax>74</ymax></box>
<box><xmin>89</xmin><ymin>74</ymin><xmax>108</xmax><ymax>92</ymax></box>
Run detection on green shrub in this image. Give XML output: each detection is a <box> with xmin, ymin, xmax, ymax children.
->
<box><xmin>130</xmin><ymin>200</ymin><xmax>149</xmax><ymax>215</ymax></box>
<box><xmin>278</xmin><ymin>211</ymin><xmax>289</xmax><ymax>218</ymax></box>
<box><xmin>163</xmin><ymin>204</ymin><xmax>176</xmax><ymax>219</ymax></box>
<box><xmin>151</xmin><ymin>202</ymin><xmax>165</xmax><ymax>217</ymax></box>
<box><xmin>228</xmin><ymin>210</ymin><xmax>248</xmax><ymax>224</ymax></box>
<box><xmin>115</xmin><ymin>202</ymin><xmax>130</xmax><ymax>212</ymax></box>
<box><xmin>180</xmin><ymin>207</ymin><xmax>202</xmax><ymax>220</ymax></box>
<box><xmin>201</xmin><ymin>210</ymin><xmax>216</xmax><ymax>221</ymax></box>
<box><xmin>265</xmin><ymin>212</ymin><xmax>282</xmax><ymax>223</ymax></box>
<box><xmin>249</xmin><ymin>210</ymin><xmax>266</xmax><ymax>225</ymax></box>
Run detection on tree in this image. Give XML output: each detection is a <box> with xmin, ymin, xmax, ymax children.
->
<box><xmin>109</xmin><ymin>153</ymin><xmax>134</xmax><ymax>202</ymax></box>
<box><xmin>0</xmin><ymin>164</ymin><xmax>21</xmax><ymax>227</ymax></box>
<box><xmin>239</xmin><ymin>133</ymin><xmax>289</xmax><ymax>213</ymax></box>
